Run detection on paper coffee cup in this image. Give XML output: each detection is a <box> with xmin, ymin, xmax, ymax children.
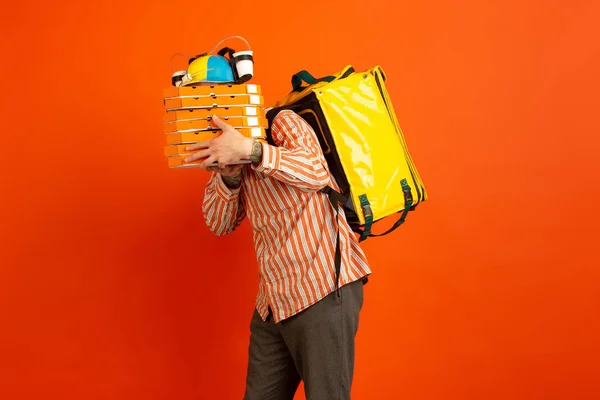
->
<box><xmin>233</xmin><ymin>50</ymin><xmax>254</xmax><ymax>80</ymax></box>
<box><xmin>171</xmin><ymin>70</ymin><xmax>187</xmax><ymax>87</ymax></box>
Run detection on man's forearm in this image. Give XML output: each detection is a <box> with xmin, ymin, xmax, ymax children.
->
<box><xmin>250</xmin><ymin>139</ymin><xmax>329</xmax><ymax>191</ymax></box>
<box><xmin>221</xmin><ymin>140</ymin><xmax>261</xmax><ymax>188</ymax></box>
<box><xmin>203</xmin><ymin>174</ymin><xmax>246</xmax><ymax>236</ymax></box>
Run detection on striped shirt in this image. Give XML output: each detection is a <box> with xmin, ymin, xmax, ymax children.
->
<box><xmin>202</xmin><ymin>110</ymin><xmax>371</xmax><ymax>323</ymax></box>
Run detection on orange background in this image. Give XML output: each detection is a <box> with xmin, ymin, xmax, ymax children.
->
<box><xmin>1</xmin><ymin>0</ymin><xmax>599</xmax><ymax>399</ymax></box>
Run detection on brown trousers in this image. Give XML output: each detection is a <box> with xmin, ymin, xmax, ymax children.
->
<box><xmin>243</xmin><ymin>279</ymin><xmax>365</xmax><ymax>400</ymax></box>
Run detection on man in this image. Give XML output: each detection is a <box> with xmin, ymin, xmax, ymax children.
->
<box><xmin>185</xmin><ymin>110</ymin><xmax>371</xmax><ymax>399</ymax></box>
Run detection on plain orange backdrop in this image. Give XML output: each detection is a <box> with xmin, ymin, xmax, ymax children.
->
<box><xmin>1</xmin><ymin>0</ymin><xmax>599</xmax><ymax>399</ymax></box>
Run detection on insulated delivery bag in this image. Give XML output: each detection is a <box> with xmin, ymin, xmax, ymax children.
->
<box><xmin>265</xmin><ymin>65</ymin><xmax>428</xmax><ymax>242</ymax></box>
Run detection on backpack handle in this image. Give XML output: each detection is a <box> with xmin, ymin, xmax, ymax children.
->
<box><xmin>291</xmin><ymin>70</ymin><xmax>336</xmax><ymax>92</ymax></box>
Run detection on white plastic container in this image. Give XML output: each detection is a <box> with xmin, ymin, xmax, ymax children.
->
<box><xmin>232</xmin><ymin>50</ymin><xmax>254</xmax><ymax>82</ymax></box>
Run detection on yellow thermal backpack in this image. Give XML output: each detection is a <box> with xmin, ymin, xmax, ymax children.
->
<box><xmin>265</xmin><ymin>65</ymin><xmax>428</xmax><ymax>243</ymax></box>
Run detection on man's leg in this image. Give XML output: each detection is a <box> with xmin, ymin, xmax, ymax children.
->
<box><xmin>244</xmin><ymin>308</ymin><xmax>301</xmax><ymax>400</ymax></box>
<box><xmin>279</xmin><ymin>279</ymin><xmax>364</xmax><ymax>400</ymax></box>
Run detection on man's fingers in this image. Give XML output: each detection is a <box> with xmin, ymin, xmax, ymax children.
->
<box><xmin>185</xmin><ymin>140</ymin><xmax>212</xmax><ymax>151</ymax></box>
<box><xmin>184</xmin><ymin>149</ymin><xmax>211</xmax><ymax>163</ymax></box>
<box><xmin>206</xmin><ymin>166</ymin><xmax>224</xmax><ymax>174</ymax></box>
<box><xmin>218</xmin><ymin>160</ymin><xmax>229</xmax><ymax>169</ymax></box>
<box><xmin>210</xmin><ymin>115</ymin><xmax>231</xmax><ymax>131</ymax></box>
<box><xmin>199</xmin><ymin>155</ymin><xmax>218</xmax><ymax>169</ymax></box>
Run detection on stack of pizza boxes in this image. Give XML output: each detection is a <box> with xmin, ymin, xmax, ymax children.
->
<box><xmin>162</xmin><ymin>83</ymin><xmax>268</xmax><ymax>168</ymax></box>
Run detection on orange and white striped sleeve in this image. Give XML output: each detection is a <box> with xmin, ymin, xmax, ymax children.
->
<box><xmin>202</xmin><ymin>172</ymin><xmax>246</xmax><ymax>236</ymax></box>
<box><xmin>251</xmin><ymin>110</ymin><xmax>331</xmax><ymax>192</ymax></box>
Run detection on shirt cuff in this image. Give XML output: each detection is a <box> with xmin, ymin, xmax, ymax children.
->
<box><xmin>215</xmin><ymin>174</ymin><xmax>241</xmax><ymax>202</ymax></box>
<box><xmin>251</xmin><ymin>142</ymin><xmax>281</xmax><ymax>174</ymax></box>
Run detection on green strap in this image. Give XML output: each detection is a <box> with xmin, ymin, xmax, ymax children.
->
<box><xmin>291</xmin><ymin>70</ymin><xmax>336</xmax><ymax>91</ymax></box>
<box><xmin>356</xmin><ymin>179</ymin><xmax>414</xmax><ymax>242</ymax></box>
<box><xmin>395</xmin><ymin>178</ymin><xmax>414</xmax><ymax>227</ymax></box>
<box><xmin>321</xmin><ymin>186</ymin><xmax>347</xmax><ymax>296</ymax></box>
<box><xmin>358</xmin><ymin>194</ymin><xmax>373</xmax><ymax>242</ymax></box>
<box><xmin>290</xmin><ymin>67</ymin><xmax>356</xmax><ymax>92</ymax></box>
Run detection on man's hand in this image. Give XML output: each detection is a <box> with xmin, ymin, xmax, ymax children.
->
<box><xmin>207</xmin><ymin>165</ymin><xmax>243</xmax><ymax>177</ymax></box>
<box><xmin>210</xmin><ymin>165</ymin><xmax>244</xmax><ymax>188</ymax></box>
<box><xmin>184</xmin><ymin>115</ymin><xmax>254</xmax><ymax>169</ymax></box>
